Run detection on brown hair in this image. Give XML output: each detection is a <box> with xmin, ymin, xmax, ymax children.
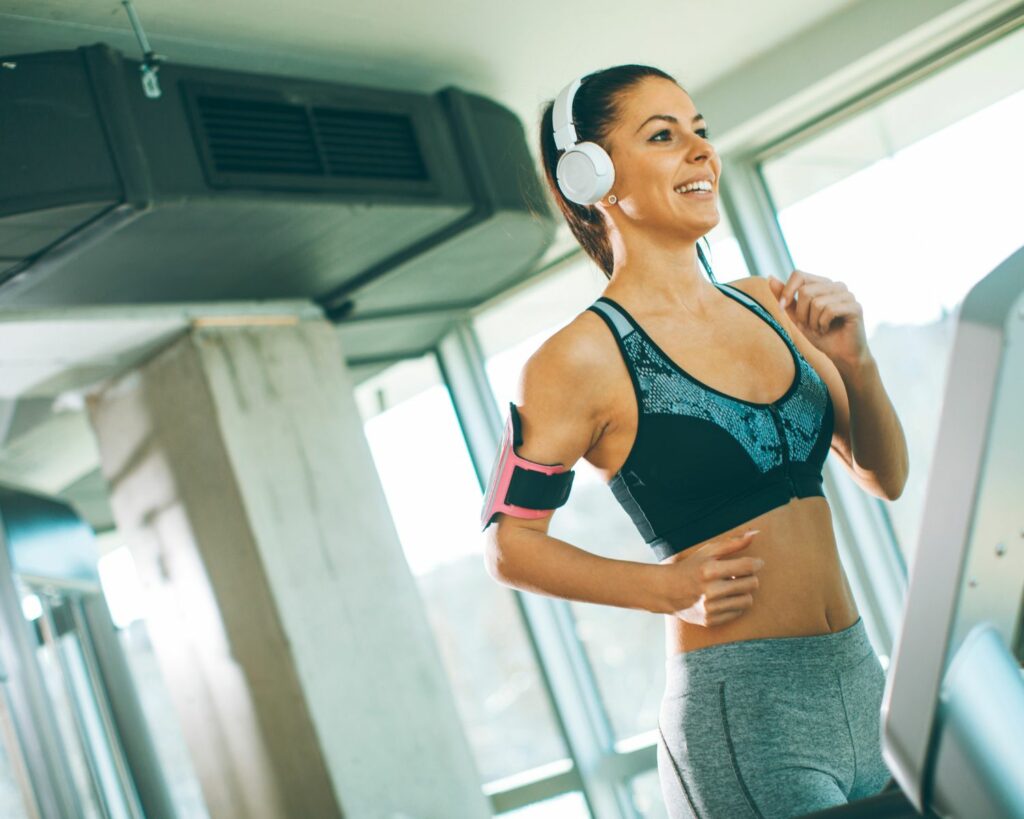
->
<box><xmin>538</xmin><ymin>65</ymin><xmax>717</xmax><ymax>282</ymax></box>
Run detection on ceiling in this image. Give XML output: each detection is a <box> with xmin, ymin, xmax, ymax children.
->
<box><xmin>0</xmin><ymin>0</ymin><xmax>950</xmax><ymax>530</ymax></box>
<box><xmin>0</xmin><ymin>0</ymin><xmax>862</xmax><ymax>404</ymax></box>
<box><xmin>0</xmin><ymin>0</ymin><xmax>860</xmax><ymax>143</ymax></box>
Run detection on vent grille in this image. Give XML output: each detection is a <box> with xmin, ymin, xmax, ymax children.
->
<box><xmin>195</xmin><ymin>95</ymin><xmax>427</xmax><ymax>181</ymax></box>
<box><xmin>313</xmin><ymin>108</ymin><xmax>426</xmax><ymax>179</ymax></box>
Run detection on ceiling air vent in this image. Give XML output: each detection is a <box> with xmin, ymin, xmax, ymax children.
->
<box><xmin>312</xmin><ymin>107</ymin><xmax>427</xmax><ymax>180</ymax></box>
<box><xmin>196</xmin><ymin>95</ymin><xmax>323</xmax><ymax>176</ymax></box>
<box><xmin>0</xmin><ymin>42</ymin><xmax>556</xmax><ymax>372</ymax></box>
<box><xmin>188</xmin><ymin>89</ymin><xmax>428</xmax><ymax>189</ymax></box>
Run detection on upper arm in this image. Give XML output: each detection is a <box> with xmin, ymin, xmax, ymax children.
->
<box><xmin>486</xmin><ymin>320</ymin><xmax>608</xmax><ymax>547</ymax></box>
<box><xmin>730</xmin><ymin>276</ymin><xmax>854</xmax><ymax>470</ymax></box>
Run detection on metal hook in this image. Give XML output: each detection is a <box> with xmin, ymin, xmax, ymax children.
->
<box><xmin>121</xmin><ymin>0</ymin><xmax>165</xmax><ymax>99</ymax></box>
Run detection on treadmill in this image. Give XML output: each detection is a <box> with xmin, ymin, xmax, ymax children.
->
<box><xmin>803</xmin><ymin>244</ymin><xmax>1024</xmax><ymax>818</ymax></box>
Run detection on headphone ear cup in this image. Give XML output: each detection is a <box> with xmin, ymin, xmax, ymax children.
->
<box><xmin>556</xmin><ymin>141</ymin><xmax>615</xmax><ymax>206</ymax></box>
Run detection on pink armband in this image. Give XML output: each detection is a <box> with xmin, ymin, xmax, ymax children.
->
<box><xmin>480</xmin><ymin>402</ymin><xmax>575</xmax><ymax>531</ymax></box>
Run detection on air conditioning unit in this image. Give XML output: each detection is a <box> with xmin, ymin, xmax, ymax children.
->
<box><xmin>0</xmin><ymin>43</ymin><xmax>556</xmax><ymax>367</ymax></box>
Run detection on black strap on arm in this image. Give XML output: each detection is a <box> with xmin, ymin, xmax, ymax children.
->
<box><xmin>505</xmin><ymin>466</ymin><xmax>575</xmax><ymax>510</ymax></box>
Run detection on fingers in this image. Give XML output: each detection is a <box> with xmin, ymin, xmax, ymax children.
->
<box><xmin>778</xmin><ymin>270</ymin><xmax>805</xmax><ymax>310</ymax></box>
<box><xmin>810</xmin><ymin>292</ymin><xmax>845</xmax><ymax>334</ymax></box>
<box><xmin>706</xmin><ymin>594</ymin><xmax>755</xmax><ymax>615</ymax></box>
<box><xmin>775</xmin><ymin>271</ymin><xmax>851</xmax><ymax>333</ymax></box>
<box><xmin>787</xmin><ymin>280</ymin><xmax>831</xmax><ymax>327</ymax></box>
<box><xmin>706</xmin><ymin>574</ymin><xmax>759</xmax><ymax>598</ymax></box>
<box><xmin>708</xmin><ymin>609</ymin><xmax>745</xmax><ymax>626</ymax></box>
<box><xmin>703</xmin><ymin>555</ymin><xmax>765</xmax><ymax>581</ymax></box>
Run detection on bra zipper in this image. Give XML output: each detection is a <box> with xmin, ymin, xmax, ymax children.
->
<box><xmin>767</xmin><ymin>405</ymin><xmax>798</xmax><ymax>497</ymax></box>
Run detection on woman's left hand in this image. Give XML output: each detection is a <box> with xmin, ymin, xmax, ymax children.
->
<box><xmin>766</xmin><ymin>270</ymin><xmax>870</xmax><ymax>369</ymax></box>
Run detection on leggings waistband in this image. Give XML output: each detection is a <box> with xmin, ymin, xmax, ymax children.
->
<box><xmin>664</xmin><ymin>617</ymin><xmax>872</xmax><ymax>695</ymax></box>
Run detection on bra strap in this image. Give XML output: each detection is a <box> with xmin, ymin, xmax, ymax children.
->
<box><xmin>587</xmin><ymin>299</ymin><xmax>634</xmax><ymax>340</ymax></box>
<box><xmin>716</xmin><ymin>281</ymin><xmax>797</xmax><ymax>348</ymax></box>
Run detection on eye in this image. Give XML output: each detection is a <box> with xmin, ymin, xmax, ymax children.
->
<box><xmin>649</xmin><ymin>126</ymin><xmax>712</xmax><ymax>142</ymax></box>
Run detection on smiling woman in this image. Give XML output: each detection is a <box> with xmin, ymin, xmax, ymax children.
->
<box><xmin>537</xmin><ymin>64</ymin><xmax>720</xmax><ymax>284</ymax></box>
<box><xmin>479</xmin><ymin>64</ymin><xmax>905</xmax><ymax>816</ymax></box>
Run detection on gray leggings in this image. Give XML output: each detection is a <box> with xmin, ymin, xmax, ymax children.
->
<box><xmin>657</xmin><ymin>616</ymin><xmax>891</xmax><ymax>819</ymax></box>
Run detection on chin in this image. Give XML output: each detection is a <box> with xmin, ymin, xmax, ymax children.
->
<box><xmin>684</xmin><ymin>212</ymin><xmax>721</xmax><ymax>235</ymax></box>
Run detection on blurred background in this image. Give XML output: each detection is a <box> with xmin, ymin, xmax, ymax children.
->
<box><xmin>0</xmin><ymin>0</ymin><xmax>1022</xmax><ymax>816</ymax></box>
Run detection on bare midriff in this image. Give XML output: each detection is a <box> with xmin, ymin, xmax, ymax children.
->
<box><xmin>659</xmin><ymin>494</ymin><xmax>860</xmax><ymax>656</ymax></box>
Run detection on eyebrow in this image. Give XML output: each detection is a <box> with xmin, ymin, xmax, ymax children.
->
<box><xmin>635</xmin><ymin>113</ymin><xmax>705</xmax><ymax>134</ymax></box>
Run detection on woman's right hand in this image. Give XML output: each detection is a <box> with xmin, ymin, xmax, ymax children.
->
<box><xmin>658</xmin><ymin>530</ymin><xmax>765</xmax><ymax>627</ymax></box>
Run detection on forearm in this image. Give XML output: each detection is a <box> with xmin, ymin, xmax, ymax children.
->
<box><xmin>835</xmin><ymin>352</ymin><xmax>910</xmax><ymax>499</ymax></box>
<box><xmin>487</xmin><ymin>528</ymin><xmax>669</xmax><ymax>614</ymax></box>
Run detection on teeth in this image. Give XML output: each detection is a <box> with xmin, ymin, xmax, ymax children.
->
<box><xmin>675</xmin><ymin>179</ymin><xmax>713</xmax><ymax>193</ymax></box>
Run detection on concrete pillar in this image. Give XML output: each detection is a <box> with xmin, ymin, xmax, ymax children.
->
<box><xmin>86</xmin><ymin>317</ymin><xmax>490</xmax><ymax>819</ymax></box>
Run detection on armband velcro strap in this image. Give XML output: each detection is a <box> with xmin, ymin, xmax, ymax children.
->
<box><xmin>506</xmin><ymin>468</ymin><xmax>574</xmax><ymax>509</ymax></box>
<box><xmin>480</xmin><ymin>402</ymin><xmax>576</xmax><ymax>531</ymax></box>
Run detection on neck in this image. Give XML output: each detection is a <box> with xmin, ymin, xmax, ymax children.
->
<box><xmin>604</xmin><ymin>238</ymin><xmax>719</xmax><ymax>316</ymax></box>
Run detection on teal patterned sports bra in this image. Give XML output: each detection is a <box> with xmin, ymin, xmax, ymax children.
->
<box><xmin>586</xmin><ymin>281</ymin><xmax>835</xmax><ymax>560</ymax></box>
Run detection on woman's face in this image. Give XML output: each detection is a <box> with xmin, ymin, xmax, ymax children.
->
<box><xmin>600</xmin><ymin>77</ymin><xmax>722</xmax><ymax>238</ymax></box>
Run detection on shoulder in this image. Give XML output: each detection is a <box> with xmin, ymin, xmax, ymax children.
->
<box><xmin>513</xmin><ymin>306</ymin><xmax>618</xmax><ymax>456</ymax></box>
<box><xmin>518</xmin><ymin>306</ymin><xmax>617</xmax><ymax>410</ymax></box>
<box><xmin>720</xmin><ymin>274</ymin><xmax>772</xmax><ymax>304</ymax></box>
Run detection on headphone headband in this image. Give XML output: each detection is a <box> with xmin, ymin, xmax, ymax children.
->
<box><xmin>550</xmin><ymin>72</ymin><xmax>615</xmax><ymax>206</ymax></box>
<box><xmin>552</xmin><ymin>76</ymin><xmax>583</xmax><ymax>152</ymax></box>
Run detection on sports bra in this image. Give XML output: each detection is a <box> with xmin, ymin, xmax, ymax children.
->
<box><xmin>586</xmin><ymin>281</ymin><xmax>835</xmax><ymax>560</ymax></box>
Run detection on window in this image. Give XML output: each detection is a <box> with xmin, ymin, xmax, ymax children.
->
<box><xmin>354</xmin><ymin>355</ymin><xmax>569</xmax><ymax>784</ymax></box>
<box><xmin>501</xmin><ymin>790</ymin><xmax>591</xmax><ymax>818</ymax></box>
<box><xmin>630</xmin><ymin>768</ymin><xmax>669</xmax><ymax>818</ymax></box>
<box><xmin>760</xmin><ymin>26</ymin><xmax>1024</xmax><ymax>564</ymax></box>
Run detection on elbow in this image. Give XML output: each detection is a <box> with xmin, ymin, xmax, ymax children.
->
<box><xmin>887</xmin><ymin>477</ymin><xmax>907</xmax><ymax>502</ymax></box>
<box><xmin>888</xmin><ymin>453</ymin><xmax>910</xmax><ymax>501</ymax></box>
<box><xmin>883</xmin><ymin>467</ymin><xmax>909</xmax><ymax>501</ymax></box>
<box><xmin>483</xmin><ymin>524</ymin><xmax>520</xmax><ymax>585</ymax></box>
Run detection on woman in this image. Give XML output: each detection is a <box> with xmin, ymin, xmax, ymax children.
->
<box><xmin>483</xmin><ymin>64</ymin><xmax>909</xmax><ymax>818</ymax></box>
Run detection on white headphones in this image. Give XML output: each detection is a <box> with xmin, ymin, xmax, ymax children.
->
<box><xmin>552</xmin><ymin>75</ymin><xmax>616</xmax><ymax>206</ymax></box>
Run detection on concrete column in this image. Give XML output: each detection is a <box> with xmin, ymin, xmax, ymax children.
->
<box><xmin>86</xmin><ymin>317</ymin><xmax>490</xmax><ymax>819</ymax></box>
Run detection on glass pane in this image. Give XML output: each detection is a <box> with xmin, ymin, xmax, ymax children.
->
<box><xmin>474</xmin><ymin>260</ymin><xmax>605</xmax><ymax>363</ymax></box>
<box><xmin>58</xmin><ymin>628</ymin><xmax>135</xmax><ymax>819</ymax></box>
<box><xmin>35</xmin><ymin>618</ymin><xmax>103</xmax><ymax>819</ymax></box>
<box><xmin>501</xmin><ymin>790</ymin><xmax>591</xmax><ymax>818</ymax></box>
<box><xmin>0</xmin><ymin>688</ymin><xmax>33</xmax><ymax>819</ymax></box>
<box><xmin>557</xmin><ymin>505</ymin><xmax>665</xmax><ymax>743</ymax></box>
<box><xmin>705</xmin><ymin>209</ymin><xmax>751</xmax><ymax>284</ymax></box>
<box><xmin>761</xmin><ymin>27</ymin><xmax>1024</xmax><ymax>564</ymax></box>
<box><xmin>630</xmin><ymin>767</ymin><xmax>669</xmax><ymax>818</ymax></box>
<box><xmin>355</xmin><ymin>355</ymin><xmax>569</xmax><ymax>784</ymax></box>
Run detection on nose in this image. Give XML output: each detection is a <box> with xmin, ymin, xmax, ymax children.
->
<box><xmin>687</xmin><ymin>135</ymin><xmax>714</xmax><ymax>165</ymax></box>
